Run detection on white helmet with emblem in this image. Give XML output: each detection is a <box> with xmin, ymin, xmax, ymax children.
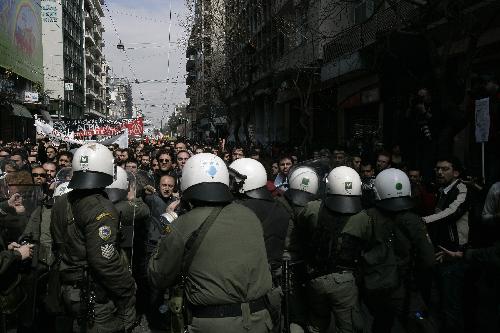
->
<box><xmin>69</xmin><ymin>143</ymin><xmax>115</xmax><ymax>189</ymax></box>
<box><xmin>228</xmin><ymin>158</ymin><xmax>271</xmax><ymax>200</ymax></box>
<box><xmin>181</xmin><ymin>153</ymin><xmax>232</xmax><ymax>203</ymax></box>
<box><xmin>325</xmin><ymin>166</ymin><xmax>362</xmax><ymax>214</ymax></box>
<box><xmin>284</xmin><ymin>166</ymin><xmax>320</xmax><ymax>206</ymax></box>
<box><xmin>374</xmin><ymin>168</ymin><xmax>413</xmax><ymax>211</ymax></box>
<box><xmin>105</xmin><ymin>166</ymin><xmax>129</xmax><ymax>203</ymax></box>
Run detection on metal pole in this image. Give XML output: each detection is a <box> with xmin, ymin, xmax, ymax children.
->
<box><xmin>481</xmin><ymin>142</ymin><xmax>486</xmax><ymax>183</ymax></box>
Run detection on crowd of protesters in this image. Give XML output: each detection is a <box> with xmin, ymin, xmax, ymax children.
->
<box><xmin>0</xmin><ymin>134</ymin><xmax>499</xmax><ymax>333</ymax></box>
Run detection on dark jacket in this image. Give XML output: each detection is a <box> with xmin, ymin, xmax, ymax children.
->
<box><xmin>423</xmin><ymin>179</ymin><xmax>469</xmax><ymax>251</ymax></box>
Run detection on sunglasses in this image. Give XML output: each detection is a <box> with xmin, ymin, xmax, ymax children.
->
<box><xmin>32</xmin><ymin>173</ymin><xmax>47</xmax><ymax>178</ymax></box>
<box><xmin>159</xmin><ymin>159</ymin><xmax>171</xmax><ymax>163</ymax></box>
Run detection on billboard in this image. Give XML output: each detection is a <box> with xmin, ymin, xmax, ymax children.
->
<box><xmin>0</xmin><ymin>0</ymin><xmax>43</xmax><ymax>84</ymax></box>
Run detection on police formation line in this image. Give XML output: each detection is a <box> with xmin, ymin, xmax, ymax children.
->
<box><xmin>0</xmin><ymin>142</ymin><xmax>470</xmax><ymax>333</ymax></box>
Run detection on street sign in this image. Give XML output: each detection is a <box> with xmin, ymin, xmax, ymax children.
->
<box><xmin>64</xmin><ymin>83</ymin><xmax>74</xmax><ymax>91</ymax></box>
<box><xmin>475</xmin><ymin>98</ymin><xmax>490</xmax><ymax>143</ymax></box>
<box><xmin>24</xmin><ymin>91</ymin><xmax>39</xmax><ymax>102</ymax></box>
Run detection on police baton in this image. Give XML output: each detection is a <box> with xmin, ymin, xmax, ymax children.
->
<box><xmin>281</xmin><ymin>256</ymin><xmax>291</xmax><ymax>333</ymax></box>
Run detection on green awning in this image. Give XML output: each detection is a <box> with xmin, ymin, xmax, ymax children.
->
<box><xmin>11</xmin><ymin>103</ymin><xmax>32</xmax><ymax>118</ymax></box>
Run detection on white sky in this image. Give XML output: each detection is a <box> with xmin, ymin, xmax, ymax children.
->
<box><xmin>101</xmin><ymin>0</ymin><xmax>189</xmax><ymax>126</ymax></box>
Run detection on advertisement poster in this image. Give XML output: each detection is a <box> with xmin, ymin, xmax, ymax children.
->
<box><xmin>0</xmin><ymin>0</ymin><xmax>43</xmax><ymax>84</ymax></box>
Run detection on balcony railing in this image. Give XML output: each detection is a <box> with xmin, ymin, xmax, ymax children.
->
<box><xmin>323</xmin><ymin>1</ymin><xmax>419</xmax><ymax>62</ymax></box>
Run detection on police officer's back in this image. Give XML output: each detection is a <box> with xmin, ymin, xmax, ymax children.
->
<box><xmin>342</xmin><ymin>168</ymin><xmax>435</xmax><ymax>333</ymax></box>
<box><xmin>148</xmin><ymin>153</ymin><xmax>273</xmax><ymax>333</ymax></box>
<box><xmin>229</xmin><ymin>158</ymin><xmax>289</xmax><ymax>266</ymax></box>
<box><xmin>299</xmin><ymin>166</ymin><xmax>364</xmax><ymax>333</ymax></box>
<box><xmin>51</xmin><ymin>143</ymin><xmax>136</xmax><ymax>332</ymax></box>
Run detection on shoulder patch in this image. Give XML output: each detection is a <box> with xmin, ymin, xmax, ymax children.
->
<box><xmin>96</xmin><ymin>212</ymin><xmax>113</xmax><ymax>221</ymax></box>
<box><xmin>101</xmin><ymin>244</ymin><xmax>115</xmax><ymax>259</ymax></box>
<box><xmin>98</xmin><ymin>225</ymin><xmax>112</xmax><ymax>241</ymax></box>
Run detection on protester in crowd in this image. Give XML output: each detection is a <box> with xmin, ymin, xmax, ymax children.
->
<box><xmin>139</xmin><ymin>154</ymin><xmax>151</xmax><ymax>172</ymax></box>
<box><xmin>125</xmin><ymin>160</ymin><xmax>139</xmax><ymax>175</ymax></box>
<box><xmin>423</xmin><ymin>156</ymin><xmax>469</xmax><ymax>333</ymax></box>
<box><xmin>42</xmin><ymin>162</ymin><xmax>57</xmax><ymax>179</ymax></box>
<box><xmin>174</xmin><ymin>140</ymin><xmax>187</xmax><ymax>155</ymax></box>
<box><xmin>56</xmin><ymin>151</ymin><xmax>73</xmax><ymax>169</ymax></box>
<box><xmin>375</xmin><ymin>151</ymin><xmax>392</xmax><ymax>174</ymax></box>
<box><xmin>0</xmin><ymin>148</ymin><xmax>10</xmax><ymax>161</ymax></box>
<box><xmin>231</xmin><ymin>146</ymin><xmax>245</xmax><ymax>161</ymax></box>
<box><xmin>10</xmin><ymin>149</ymin><xmax>30</xmax><ymax>172</ymax></box>
<box><xmin>45</xmin><ymin>146</ymin><xmax>57</xmax><ymax>163</ymax></box>
<box><xmin>274</xmin><ymin>155</ymin><xmax>293</xmax><ymax>193</ymax></box>
<box><xmin>31</xmin><ymin>167</ymin><xmax>47</xmax><ymax>186</ymax></box>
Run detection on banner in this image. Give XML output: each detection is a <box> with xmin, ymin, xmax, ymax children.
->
<box><xmin>99</xmin><ymin>129</ymin><xmax>129</xmax><ymax>148</ymax></box>
<box><xmin>35</xmin><ymin>116</ymin><xmax>84</xmax><ymax>145</ymax></box>
<box><xmin>53</xmin><ymin>117</ymin><xmax>143</xmax><ymax>137</ymax></box>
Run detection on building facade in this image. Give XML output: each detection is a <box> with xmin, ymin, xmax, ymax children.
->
<box><xmin>185</xmin><ymin>0</ymin><xmax>227</xmax><ymax>141</ymax></box>
<box><xmin>42</xmin><ymin>0</ymin><xmax>107</xmax><ymax>120</ymax></box>
<box><xmin>108</xmin><ymin>77</ymin><xmax>133</xmax><ymax>120</ymax></box>
<box><xmin>84</xmin><ymin>0</ymin><xmax>107</xmax><ymax>118</ymax></box>
<box><xmin>193</xmin><ymin>0</ymin><xmax>500</xmax><ymax>180</ymax></box>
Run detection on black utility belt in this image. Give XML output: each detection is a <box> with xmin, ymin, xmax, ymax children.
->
<box><xmin>189</xmin><ymin>296</ymin><xmax>267</xmax><ymax>318</ymax></box>
<box><xmin>309</xmin><ymin>267</ymin><xmax>354</xmax><ymax>280</ymax></box>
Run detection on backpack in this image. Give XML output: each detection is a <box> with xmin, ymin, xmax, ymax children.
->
<box><xmin>361</xmin><ymin>208</ymin><xmax>400</xmax><ymax>294</ymax></box>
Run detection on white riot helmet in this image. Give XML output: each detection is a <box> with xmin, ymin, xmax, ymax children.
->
<box><xmin>228</xmin><ymin>158</ymin><xmax>271</xmax><ymax>200</ymax></box>
<box><xmin>105</xmin><ymin>166</ymin><xmax>129</xmax><ymax>203</ymax></box>
<box><xmin>54</xmin><ymin>182</ymin><xmax>73</xmax><ymax>197</ymax></box>
<box><xmin>69</xmin><ymin>143</ymin><xmax>115</xmax><ymax>189</ymax></box>
<box><xmin>374</xmin><ymin>168</ymin><xmax>413</xmax><ymax>212</ymax></box>
<box><xmin>284</xmin><ymin>166</ymin><xmax>319</xmax><ymax>207</ymax></box>
<box><xmin>181</xmin><ymin>153</ymin><xmax>232</xmax><ymax>203</ymax></box>
<box><xmin>325</xmin><ymin>166</ymin><xmax>362</xmax><ymax>214</ymax></box>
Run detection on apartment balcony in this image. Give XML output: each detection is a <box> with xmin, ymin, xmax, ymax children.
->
<box><xmin>85</xmin><ymin>11</ymin><xmax>92</xmax><ymax>24</ymax></box>
<box><xmin>85</xmin><ymin>31</ymin><xmax>95</xmax><ymax>46</ymax></box>
<box><xmin>186</xmin><ymin>73</ymin><xmax>196</xmax><ymax>85</ymax></box>
<box><xmin>186</xmin><ymin>59</ymin><xmax>196</xmax><ymax>71</ymax></box>
<box><xmin>93</xmin><ymin>27</ymin><xmax>102</xmax><ymax>41</ymax></box>
<box><xmin>86</xmin><ymin>88</ymin><xmax>97</xmax><ymax>99</ymax></box>
<box><xmin>86</xmin><ymin>68</ymin><xmax>96</xmax><ymax>79</ymax></box>
<box><xmin>93</xmin><ymin>58</ymin><xmax>103</xmax><ymax>71</ymax></box>
<box><xmin>85</xmin><ymin>49</ymin><xmax>94</xmax><ymax>61</ymax></box>
<box><xmin>323</xmin><ymin>1</ymin><xmax>419</xmax><ymax>62</ymax></box>
<box><xmin>94</xmin><ymin>0</ymin><xmax>105</xmax><ymax>17</ymax></box>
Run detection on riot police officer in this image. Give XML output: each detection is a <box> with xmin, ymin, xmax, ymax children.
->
<box><xmin>342</xmin><ymin>168</ymin><xmax>436</xmax><ymax>333</ymax></box>
<box><xmin>148</xmin><ymin>153</ymin><xmax>273</xmax><ymax>332</ymax></box>
<box><xmin>278</xmin><ymin>165</ymin><xmax>322</xmax><ymax>333</ymax></box>
<box><xmin>51</xmin><ymin>143</ymin><xmax>136</xmax><ymax>332</ymax></box>
<box><xmin>298</xmin><ymin>166</ymin><xmax>364</xmax><ymax>333</ymax></box>
<box><xmin>228</xmin><ymin>158</ymin><xmax>290</xmax><ymax>331</ymax></box>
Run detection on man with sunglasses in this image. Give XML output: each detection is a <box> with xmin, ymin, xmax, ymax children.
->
<box><xmin>31</xmin><ymin>167</ymin><xmax>48</xmax><ymax>186</ymax></box>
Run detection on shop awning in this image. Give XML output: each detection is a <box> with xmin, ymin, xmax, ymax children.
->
<box><xmin>11</xmin><ymin>103</ymin><xmax>32</xmax><ymax>118</ymax></box>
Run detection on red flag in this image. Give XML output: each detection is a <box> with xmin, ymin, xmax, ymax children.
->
<box><xmin>124</xmin><ymin>117</ymin><xmax>144</xmax><ymax>137</ymax></box>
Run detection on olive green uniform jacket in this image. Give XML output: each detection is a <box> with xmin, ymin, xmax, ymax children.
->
<box><xmin>51</xmin><ymin>192</ymin><xmax>136</xmax><ymax>311</ymax></box>
<box><xmin>149</xmin><ymin>203</ymin><xmax>273</xmax><ymax>332</ymax></box>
